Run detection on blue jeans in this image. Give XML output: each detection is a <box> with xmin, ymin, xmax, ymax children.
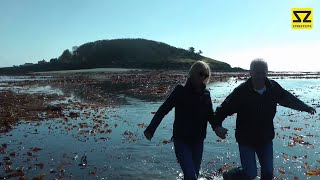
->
<box><xmin>174</xmin><ymin>140</ymin><xmax>204</xmax><ymax>180</ymax></box>
<box><xmin>239</xmin><ymin>142</ymin><xmax>273</xmax><ymax>180</ymax></box>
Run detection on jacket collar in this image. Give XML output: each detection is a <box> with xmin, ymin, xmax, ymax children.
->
<box><xmin>185</xmin><ymin>78</ymin><xmax>206</xmax><ymax>93</ymax></box>
<box><xmin>245</xmin><ymin>77</ymin><xmax>274</xmax><ymax>91</ymax></box>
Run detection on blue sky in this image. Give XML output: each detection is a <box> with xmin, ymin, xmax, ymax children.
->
<box><xmin>0</xmin><ymin>0</ymin><xmax>319</xmax><ymax>71</ymax></box>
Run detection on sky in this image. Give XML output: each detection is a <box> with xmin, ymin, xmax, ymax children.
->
<box><xmin>0</xmin><ymin>0</ymin><xmax>319</xmax><ymax>71</ymax></box>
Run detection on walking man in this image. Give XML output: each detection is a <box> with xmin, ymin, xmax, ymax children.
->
<box><xmin>213</xmin><ymin>59</ymin><xmax>316</xmax><ymax>180</ymax></box>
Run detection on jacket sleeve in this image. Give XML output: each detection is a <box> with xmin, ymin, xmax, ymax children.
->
<box><xmin>207</xmin><ymin>93</ymin><xmax>215</xmax><ymax>130</ymax></box>
<box><xmin>145</xmin><ymin>85</ymin><xmax>180</xmax><ymax>136</ymax></box>
<box><xmin>272</xmin><ymin>81</ymin><xmax>310</xmax><ymax>112</ymax></box>
<box><xmin>212</xmin><ymin>87</ymin><xmax>241</xmax><ymax>129</ymax></box>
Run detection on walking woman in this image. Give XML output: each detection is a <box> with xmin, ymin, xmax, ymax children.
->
<box><xmin>144</xmin><ymin>61</ymin><xmax>216</xmax><ymax>180</ymax></box>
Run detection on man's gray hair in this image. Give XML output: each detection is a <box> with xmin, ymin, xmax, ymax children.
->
<box><xmin>250</xmin><ymin>58</ymin><xmax>268</xmax><ymax>71</ymax></box>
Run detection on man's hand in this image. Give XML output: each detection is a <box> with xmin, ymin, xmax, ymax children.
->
<box><xmin>307</xmin><ymin>106</ymin><xmax>316</xmax><ymax>115</ymax></box>
<box><xmin>214</xmin><ymin>127</ymin><xmax>228</xmax><ymax>139</ymax></box>
<box><xmin>144</xmin><ymin>129</ymin><xmax>153</xmax><ymax>141</ymax></box>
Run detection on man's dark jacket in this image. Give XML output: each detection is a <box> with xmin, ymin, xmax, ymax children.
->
<box><xmin>213</xmin><ymin>77</ymin><xmax>310</xmax><ymax>146</ymax></box>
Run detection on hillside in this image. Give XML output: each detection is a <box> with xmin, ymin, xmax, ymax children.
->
<box><xmin>0</xmin><ymin>38</ymin><xmax>244</xmax><ymax>75</ymax></box>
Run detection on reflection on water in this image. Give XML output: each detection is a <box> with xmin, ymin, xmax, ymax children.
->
<box><xmin>0</xmin><ymin>75</ymin><xmax>53</xmax><ymax>81</ymax></box>
<box><xmin>0</xmin><ymin>85</ymin><xmax>64</xmax><ymax>95</ymax></box>
<box><xmin>0</xmin><ymin>77</ymin><xmax>319</xmax><ymax>179</ymax></box>
<box><xmin>32</xmin><ymin>68</ymin><xmax>142</xmax><ymax>74</ymax></box>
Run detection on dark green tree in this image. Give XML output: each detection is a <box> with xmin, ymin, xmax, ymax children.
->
<box><xmin>59</xmin><ymin>49</ymin><xmax>72</xmax><ymax>62</ymax></box>
<box><xmin>188</xmin><ymin>47</ymin><xmax>195</xmax><ymax>54</ymax></box>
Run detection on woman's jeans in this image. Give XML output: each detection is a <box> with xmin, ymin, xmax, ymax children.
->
<box><xmin>174</xmin><ymin>139</ymin><xmax>204</xmax><ymax>180</ymax></box>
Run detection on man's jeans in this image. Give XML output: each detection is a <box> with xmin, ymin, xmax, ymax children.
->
<box><xmin>239</xmin><ymin>142</ymin><xmax>273</xmax><ymax>180</ymax></box>
<box><xmin>174</xmin><ymin>139</ymin><xmax>204</xmax><ymax>180</ymax></box>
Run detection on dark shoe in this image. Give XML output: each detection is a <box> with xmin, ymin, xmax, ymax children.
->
<box><xmin>223</xmin><ymin>166</ymin><xmax>243</xmax><ymax>180</ymax></box>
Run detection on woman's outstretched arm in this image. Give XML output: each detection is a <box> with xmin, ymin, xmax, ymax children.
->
<box><xmin>144</xmin><ymin>85</ymin><xmax>181</xmax><ymax>140</ymax></box>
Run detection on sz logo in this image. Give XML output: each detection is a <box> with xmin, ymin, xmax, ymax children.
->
<box><xmin>292</xmin><ymin>8</ymin><xmax>313</xmax><ymax>30</ymax></box>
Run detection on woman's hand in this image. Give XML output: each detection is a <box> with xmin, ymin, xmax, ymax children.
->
<box><xmin>214</xmin><ymin>127</ymin><xmax>228</xmax><ymax>139</ymax></box>
<box><xmin>144</xmin><ymin>129</ymin><xmax>153</xmax><ymax>141</ymax></box>
<box><xmin>307</xmin><ymin>106</ymin><xmax>316</xmax><ymax>115</ymax></box>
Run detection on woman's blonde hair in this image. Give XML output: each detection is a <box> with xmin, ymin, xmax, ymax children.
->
<box><xmin>188</xmin><ymin>61</ymin><xmax>211</xmax><ymax>84</ymax></box>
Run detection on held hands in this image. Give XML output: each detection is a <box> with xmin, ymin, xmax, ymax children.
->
<box><xmin>214</xmin><ymin>126</ymin><xmax>228</xmax><ymax>139</ymax></box>
<box><xmin>307</xmin><ymin>106</ymin><xmax>316</xmax><ymax>115</ymax></box>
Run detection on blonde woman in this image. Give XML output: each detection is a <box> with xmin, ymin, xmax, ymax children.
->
<box><xmin>144</xmin><ymin>61</ymin><xmax>215</xmax><ymax>180</ymax></box>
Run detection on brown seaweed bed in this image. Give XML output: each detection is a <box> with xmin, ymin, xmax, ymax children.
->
<box><xmin>0</xmin><ymin>70</ymin><xmax>230</xmax><ymax>132</ymax></box>
<box><xmin>1</xmin><ymin>70</ymin><xmax>320</xmax><ymax>131</ymax></box>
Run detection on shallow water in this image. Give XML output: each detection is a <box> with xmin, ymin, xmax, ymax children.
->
<box><xmin>0</xmin><ymin>85</ymin><xmax>64</xmax><ymax>95</ymax></box>
<box><xmin>0</xmin><ymin>77</ymin><xmax>319</xmax><ymax>179</ymax></box>
<box><xmin>0</xmin><ymin>76</ymin><xmax>52</xmax><ymax>82</ymax></box>
<box><xmin>33</xmin><ymin>68</ymin><xmax>142</xmax><ymax>74</ymax></box>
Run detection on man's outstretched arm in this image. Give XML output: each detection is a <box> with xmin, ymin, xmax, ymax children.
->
<box><xmin>273</xmin><ymin>82</ymin><xmax>316</xmax><ymax>114</ymax></box>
